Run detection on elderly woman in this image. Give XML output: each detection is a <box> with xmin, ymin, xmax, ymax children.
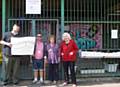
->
<box><xmin>60</xmin><ymin>32</ymin><xmax>78</xmax><ymax>87</ymax></box>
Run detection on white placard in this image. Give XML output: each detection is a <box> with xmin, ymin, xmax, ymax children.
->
<box><xmin>11</xmin><ymin>37</ymin><xmax>36</xmax><ymax>55</ymax></box>
<box><xmin>111</xmin><ymin>30</ymin><xmax>118</xmax><ymax>39</ymax></box>
<box><xmin>26</xmin><ymin>0</ymin><xmax>41</xmax><ymax>14</ymax></box>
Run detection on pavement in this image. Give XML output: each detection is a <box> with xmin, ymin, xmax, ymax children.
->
<box><xmin>0</xmin><ymin>77</ymin><xmax>120</xmax><ymax>87</ymax></box>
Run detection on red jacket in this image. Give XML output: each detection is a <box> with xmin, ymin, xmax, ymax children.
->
<box><xmin>60</xmin><ymin>40</ymin><xmax>79</xmax><ymax>62</ymax></box>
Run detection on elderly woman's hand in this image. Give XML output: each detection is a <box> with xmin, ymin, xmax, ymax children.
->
<box><xmin>69</xmin><ymin>52</ymin><xmax>73</xmax><ymax>55</ymax></box>
<box><xmin>61</xmin><ymin>53</ymin><xmax>64</xmax><ymax>56</ymax></box>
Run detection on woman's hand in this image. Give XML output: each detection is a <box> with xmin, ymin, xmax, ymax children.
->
<box><xmin>69</xmin><ymin>52</ymin><xmax>73</xmax><ymax>55</ymax></box>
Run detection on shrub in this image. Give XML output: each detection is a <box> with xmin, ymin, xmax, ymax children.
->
<box><xmin>0</xmin><ymin>45</ymin><xmax>2</xmax><ymax>64</ymax></box>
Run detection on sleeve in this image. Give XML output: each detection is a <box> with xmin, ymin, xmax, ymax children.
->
<box><xmin>33</xmin><ymin>40</ymin><xmax>36</xmax><ymax>55</ymax></box>
<box><xmin>2</xmin><ymin>33</ymin><xmax>7</xmax><ymax>41</ymax></box>
<box><xmin>72</xmin><ymin>40</ymin><xmax>79</xmax><ymax>54</ymax></box>
<box><xmin>56</xmin><ymin>44</ymin><xmax>60</xmax><ymax>57</ymax></box>
<box><xmin>59</xmin><ymin>42</ymin><xmax>63</xmax><ymax>57</ymax></box>
<box><xmin>43</xmin><ymin>43</ymin><xmax>48</xmax><ymax>59</ymax></box>
<box><xmin>0</xmin><ymin>32</ymin><xmax>10</xmax><ymax>46</ymax></box>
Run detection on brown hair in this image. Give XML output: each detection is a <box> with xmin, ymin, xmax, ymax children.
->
<box><xmin>48</xmin><ymin>35</ymin><xmax>56</xmax><ymax>43</ymax></box>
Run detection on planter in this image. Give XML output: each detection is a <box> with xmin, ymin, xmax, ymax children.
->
<box><xmin>0</xmin><ymin>45</ymin><xmax>2</xmax><ymax>64</ymax></box>
<box><xmin>80</xmin><ymin>69</ymin><xmax>105</xmax><ymax>74</ymax></box>
<box><xmin>104</xmin><ymin>63</ymin><xmax>118</xmax><ymax>72</ymax></box>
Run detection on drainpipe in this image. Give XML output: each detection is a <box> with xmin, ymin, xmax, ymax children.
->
<box><xmin>61</xmin><ymin>0</ymin><xmax>64</xmax><ymax>36</ymax></box>
<box><xmin>2</xmin><ymin>0</ymin><xmax>6</xmax><ymax>36</ymax></box>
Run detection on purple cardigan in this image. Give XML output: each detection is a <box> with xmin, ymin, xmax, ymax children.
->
<box><xmin>46</xmin><ymin>43</ymin><xmax>60</xmax><ymax>64</ymax></box>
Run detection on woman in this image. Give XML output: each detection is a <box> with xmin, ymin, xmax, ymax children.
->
<box><xmin>46</xmin><ymin>35</ymin><xmax>60</xmax><ymax>84</ymax></box>
<box><xmin>60</xmin><ymin>32</ymin><xmax>78</xmax><ymax>87</ymax></box>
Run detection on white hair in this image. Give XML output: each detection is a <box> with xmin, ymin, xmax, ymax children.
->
<box><xmin>62</xmin><ymin>32</ymin><xmax>71</xmax><ymax>41</ymax></box>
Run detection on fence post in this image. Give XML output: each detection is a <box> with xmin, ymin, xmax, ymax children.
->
<box><xmin>2</xmin><ymin>0</ymin><xmax>6</xmax><ymax>36</ymax></box>
<box><xmin>31</xmin><ymin>20</ymin><xmax>36</xmax><ymax>36</ymax></box>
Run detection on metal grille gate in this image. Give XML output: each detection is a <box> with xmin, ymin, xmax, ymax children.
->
<box><xmin>64</xmin><ymin>0</ymin><xmax>120</xmax><ymax>77</ymax></box>
<box><xmin>1</xmin><ymin>0</ymin><xmax>120</xmax><ymax>79</ymax></box>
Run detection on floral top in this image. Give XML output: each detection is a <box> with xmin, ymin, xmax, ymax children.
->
<box><xmin>47</xmin><ymin>43</ymin><xmax>60</xmax><ymax>64</ymax></box>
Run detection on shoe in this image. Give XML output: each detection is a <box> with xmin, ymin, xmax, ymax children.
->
<box><xmin>53</xmin><ymin>81</ymin><xmax>57</xmax><ymax>84</ymax></box>
<box><xmin>49</xmin><ymin>81</ymin><xmax>53</xmax><ymax>85</ymax></box>
<box><xmin>36</xmin><ymin>80</ymin><xmax>42</xmax><ymax>84</ymax></box>
<box><xmin>72</xmin><ymin>84</ymin><xmax>77</xmax><ymax>87</ymax></box>
<box><xmin>40</xmin><ymin>79</ymin><xmax>43</xmax><ymax>83</ymax></box>
<box><xmin>5</xmin><ymin>80</ymin><xmax>12</xmax><ymax>85</ymax></box>
<box><xmin>62</xmin><ymin>82</ymin><xmax>67</xmax><ymax>86</ymax></box>
<box><xmin>37</xmin><ymin>80</ymin><xmax>44</xmax><ymax>85</ymax></box>
<box><xmin>32</xmin><ymin>80</ymin><xmax>37</xmax><ymax>84</ymax></box>
<box><xmin>0</xmin><ymin>81</ymin><xmax>7</xmax><ymax>85</ymax></box>
<box><xmin>13</xmin><ymin>80</ymin><xmax>19</xmax><ymax>85</ymax></box>
<box><xmin>13</xmin><ymin>81</ymin><xmax>18</xmax><ymax>85</ymax></box>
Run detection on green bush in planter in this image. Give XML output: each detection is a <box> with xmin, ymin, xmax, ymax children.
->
<box><xmin>0</xmin><ymin>45</ymin><xmax>2</xmax><ymax>64</ymax></box>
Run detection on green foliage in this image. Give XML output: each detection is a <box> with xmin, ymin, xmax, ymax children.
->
<box><xmin>0</xmin><ymin>45</ymin><xmax>2</xmax><ymax>64</ymax></box>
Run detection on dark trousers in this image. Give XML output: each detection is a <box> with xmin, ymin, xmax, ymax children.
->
<box><xmin>0</xmin><ymin>55</ymin><xmax>9</xmax><ymax>82</ymax></box>
<box><xmin>6</xmin><ymin>56</ymin><xmax>20</xmax><ymax>83</ymax></box>
<box><xmin>48</xmin><ymin>63</ymin><xmax>59</xmax><ymax>81</ymax></box>
<box><xmin>63</xmin><ymin>61</ymin><xmax>76</xmax><ymax>84</ymax></box>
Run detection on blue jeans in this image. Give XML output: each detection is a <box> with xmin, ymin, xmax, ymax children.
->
<box><xmin>32</xmin><ymin>59</ymin><xmax>44</xmax><ymax>70</ymax></box>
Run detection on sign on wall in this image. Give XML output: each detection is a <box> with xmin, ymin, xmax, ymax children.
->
<box><xmin>111</xmin><ymin>29</ymin><xmax>118</xmax><ymax>39</ymax></box>
<box><xmin>26</xmin><ymin>0</ymin><xmax>41</xmax><ymax>14</ymax></box>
